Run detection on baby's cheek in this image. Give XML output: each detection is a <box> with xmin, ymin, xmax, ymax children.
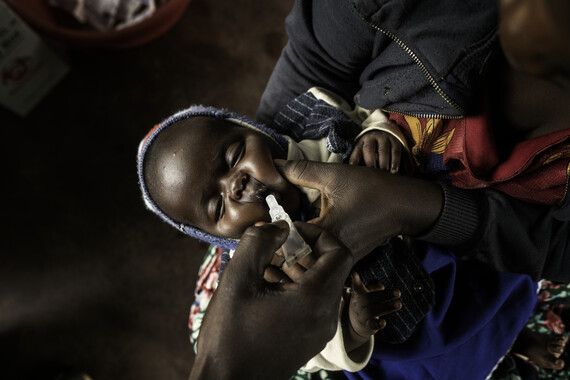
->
<box><xmin>226</xmin><ymin>204</ymin><xmax>271</xmax><ymax>237</ymax></box>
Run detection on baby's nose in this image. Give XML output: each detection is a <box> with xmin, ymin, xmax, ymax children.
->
<box><xmin>226</xmin><ymin>172</ymin><xmax>247</xmax><ymax>200</ymax></box>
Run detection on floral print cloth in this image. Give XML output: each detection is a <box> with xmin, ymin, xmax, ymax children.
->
<box><xmin>491</xmin><ymin>281</ymin><xmax>570</xmax><ymax>380</ymax></box>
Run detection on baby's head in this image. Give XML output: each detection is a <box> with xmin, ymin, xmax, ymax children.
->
<box><xmin>137</xmin><ymin>106</ymin><xmax>302</xmax><ymax>249</ymax></box>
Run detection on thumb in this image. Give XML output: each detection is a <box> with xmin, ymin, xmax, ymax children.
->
<box><xmin>274</xmin><ymin>159</ymin><xmax>338</xmax><ymax>232</ymax></box>
<box><xmin>226</xmin><ymin>221</ymin><xmax>289</xmax><ymax>287</ymax></box>
<box><xmin>275</xmin><ymin>159</ymin><xmax>334</xmax><ymax>192</ymax></box>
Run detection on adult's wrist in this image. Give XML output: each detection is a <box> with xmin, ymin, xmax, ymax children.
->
<box><xmin>415</xmin><ymin>183</ymin><xmax>482</xmax><ymax>248</ymax></box>
<box><xmin>396</xmin><ymin>177</ymin><xmax>444</xmax><ymax>237</ymax></box>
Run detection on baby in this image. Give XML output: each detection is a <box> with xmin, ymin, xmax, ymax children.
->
<box><xmin>139</xmin><ymin>87</ymin><xmax>410</xmax><ymax>248</ymax></box>
<box><xmin>137</xmin><ymin>90</ymin><xmax>416</xmax><ymax>372</ymax></box>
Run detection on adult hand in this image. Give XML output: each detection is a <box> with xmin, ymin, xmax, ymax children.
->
<box><xmin>276</xmin><ymin>159</ymin><xmax>443</xmax><ymax>261</ymax></box>
<box><xmin>189</xmin><ymin>221</ymin><xmax>353</xmax><ymax>380</ymax></box>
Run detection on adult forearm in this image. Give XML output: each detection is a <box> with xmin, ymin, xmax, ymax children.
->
<box><xmin>418</xmin><ymin>183</ymin><xmax>570</xmax><ymax>282</ymax></box>
<box><xmin>390</xmin><ymin>177</ymin><xmax>444</xmax><ymax>238</ymax></box>
<box><xmin>189</xmin><ymin>355</ymin><xmax>230</xmax><ymax>380</ymax></box>
<box><xmin>188</xmin><ymin>222</ymin><xmax>353</xmax><ymax>380</ymax></box>
<box><xmin>190</xmin><ymin>354</ymin><xmax>289</xmax><ymax>380</ymax></box>
<box><xmin>415</xmin><ymin>183</ymin><xmax>483</xmax><ymax>247</ymax></box>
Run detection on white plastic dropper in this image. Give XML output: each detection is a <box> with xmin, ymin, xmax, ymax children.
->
<box><xmin>265</xmin><ymin>194</ymin><xmax>312</xmax><ymax>265</ymax></box>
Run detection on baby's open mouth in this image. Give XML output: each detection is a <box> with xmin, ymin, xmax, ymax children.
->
<box><xmin>243</xmin><ymin>176</ymin><xmax>269</xmax><ymax>202</ymax></box>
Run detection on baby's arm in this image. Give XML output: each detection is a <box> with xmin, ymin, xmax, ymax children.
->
<box><xmin>349</xmin><ymin>130</ymin><xmax>405</xmax><ymax>173</ymax></box>
<box><xmin>343</xmin><ymin>272</ymin><xmax>402</xmax><ymax>353</ymax></box>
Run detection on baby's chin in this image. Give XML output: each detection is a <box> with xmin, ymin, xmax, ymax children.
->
<box><xmin>226</xmin><ymin>217</ymin><xmax>273</xmax><ymax>240</ymax></box>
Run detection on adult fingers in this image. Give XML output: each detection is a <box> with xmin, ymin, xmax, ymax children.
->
<box><xmin>274</xmin><ymin>159</ymin><xmax>348</xmax><ymax>233</ymax></box>
<box><xmin>228</xmin><ymin>220</ymin><xmax>289</xmax><ymax>288</ymax></box>
<box><xmin>275</xmin><ymin>159</ymin><xmax>338</xmax><ymax>195</ymax></box>
<box><xmin>263</xmin><ymin>266</ymin><xmax>292</xmax><ymax>284</ymax></box>
<box><xmin>296</xmin><ymin>251</ymin><xmax>317</xmax><ymax>269</ymax></box>
<box><xmin>294</xmin><ymin>222</ymin><xmax>353</xmax><ymax>287</ymax></box>
<box><xmin>282</xmin><ymin>261</ymin><xmax>307</xmax><ymax>281</ymax></box>
<box><xmin>270</xmin><ymin>251</ymin><xmax>286</xmax><ymax>268</ymax></box>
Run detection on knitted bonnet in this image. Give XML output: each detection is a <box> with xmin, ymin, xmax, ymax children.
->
<box><xmin>137</xmin><ymin>105</ymin><xmax>289</xmax><ymax>250</ymax></box>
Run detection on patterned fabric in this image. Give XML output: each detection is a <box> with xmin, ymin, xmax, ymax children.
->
<box><xmin>290</xmin><ymin>369</ymin><xmax>335</xmax><ymax>380</ymax></box>
<box><xmin>273</xmin><ymin>91</ymin><xmax>362</xmax><ymax>161</ymax></box>
<box><xmin>490</xmin><ymin>281</ymin><xmax>570</xmax><ymax>380</ymax></box>
<box><xmin>189</xmin><ymin>244</ymin><xmax>221</xmax><ymax>352</ymax></box>
<box><xmin>389</xmin><ymin>113</ymin><xmax>570</xmax><ymax>206</ymax></box>
<box><xmin>274</xmin><ymin>90</ymin><xmax>570</xmax><ymax>206</ymax></box>
<box><xmin>352</xmin><ymin>238</ymin><xmax>435</xmax><ymax>344</ymax></box>
<box><xmin>528</xmin><ymin>281</ymin><xmax>570</xmax><ymax>379</ymax></box>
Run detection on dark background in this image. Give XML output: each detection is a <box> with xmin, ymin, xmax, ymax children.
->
<box><xmin>0</xmin><ymin>1</ymin><xmax>292</xmax><ymax>379</ymax></box>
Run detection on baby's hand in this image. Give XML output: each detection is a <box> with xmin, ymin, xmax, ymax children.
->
<box><xmin>348</xmin><ymin>272</ymin><xmax>402</xmax><ymax>338</ymax></box>
<box><xmin>349</xmin><ymin>130</ymin><xmax>402</xmax><ymax>173</ymax></box>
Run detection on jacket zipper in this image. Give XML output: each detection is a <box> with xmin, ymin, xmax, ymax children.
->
<box><xmin>361</xmin><ymin>18</ymin><xmax>466</xmax><ymax>120</ymax></box>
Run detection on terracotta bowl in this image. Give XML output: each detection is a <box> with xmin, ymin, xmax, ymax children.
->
<box><xmin>4</xmin><ymin>0</ymin><xmax>192</xmax><ymax>49</ymax></box>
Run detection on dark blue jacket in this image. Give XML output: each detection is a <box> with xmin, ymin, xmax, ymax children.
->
<box><xmin>258</xmin><ymin>0</ymin><xmax>498</xmax><ymax>124</ymax></box>
<box><xmin>346</xmin><ymin>245</ymin><xmax>536</xmax><ymax>380</ymax></box>
<box><xmin>257</xmin><ymin>0</ymin><xmax>570</xmax><ymax>283</ymax></box>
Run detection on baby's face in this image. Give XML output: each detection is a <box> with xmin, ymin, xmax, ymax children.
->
<box><xmin>147</xmin><ymin>117</ymin><xmax>301</xmax><ymax>239</ymax></box>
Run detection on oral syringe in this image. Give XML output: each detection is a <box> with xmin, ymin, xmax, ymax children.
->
<box><xmin>266</xmin><ymin>194</ymin><xmax>312</xmax><ymax>266</ymax></box>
